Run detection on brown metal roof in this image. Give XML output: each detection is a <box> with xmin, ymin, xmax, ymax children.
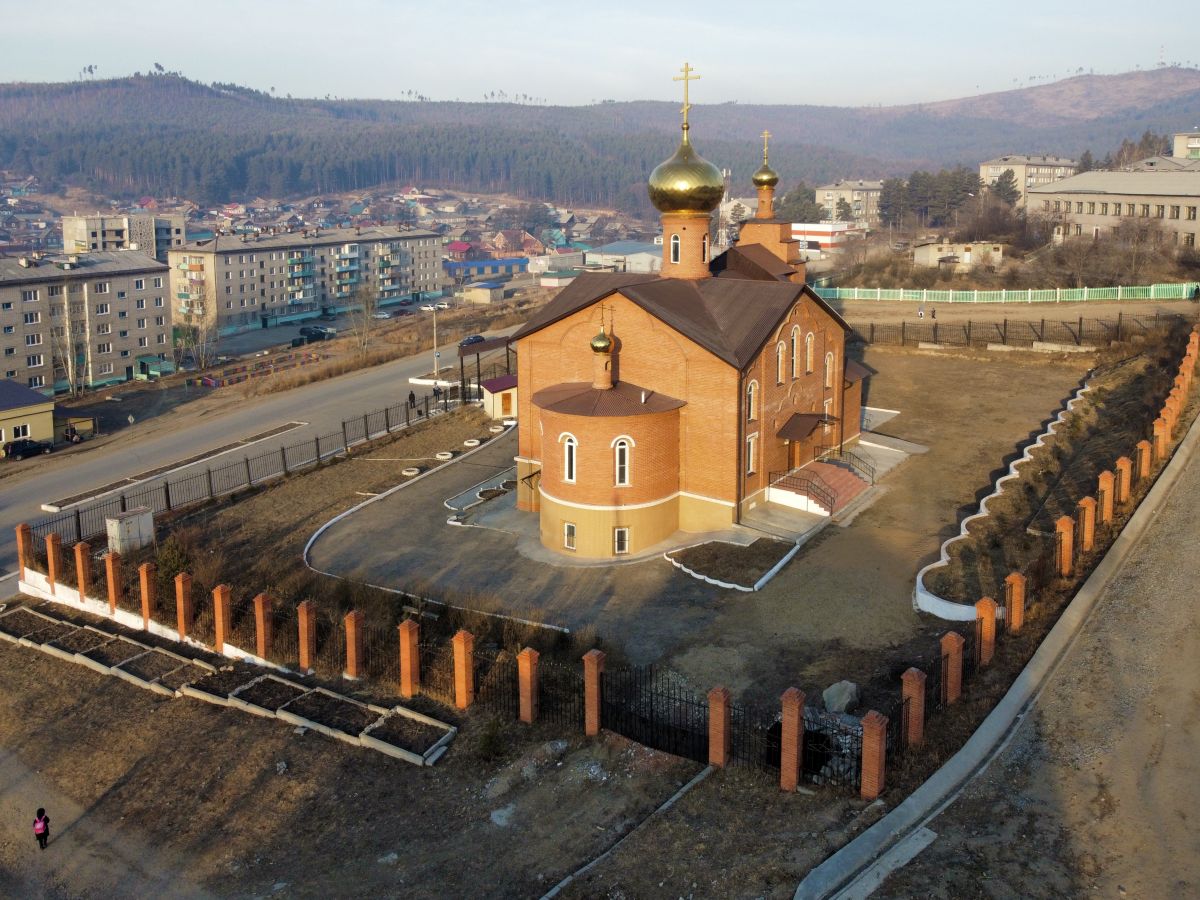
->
<box><xmin>710</xmin><ymin>243</ymin><xmax>795</xmax><ymax>281</ymax></box>
<box><xmin>777</xmin><ymin>412</ymin><xmax>827</xmax><ymax>441</ymax></box>
<box><xmin>511</xmin><ymin>270</ymin><xmax>849</xmax><ymax>371</ymax></box>
<box><xmin>844</xmin><ymin>359</ymin><xmax>872</xmax><ymax>383</ymax></box>
<box><xmin>457</xmin><ymin>336</ymin><xmax>510</xmax><ymax>358</ymax></box>
<box><xmin>481</xmin><ymin>374</ymin><xmax>517</xmax><ymax>393</ymax></box>
<box><xmin>532</xmin><ymin>381</ymin><xmax>685</xmax><ymax>417</ymax></box>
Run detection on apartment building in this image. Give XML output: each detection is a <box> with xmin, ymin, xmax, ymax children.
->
<box><xmin>1173</xmin><ymin>131</ymin><xmax>1200</xmax><ymax>160</ymax></box>
<box><xmin>1028</xmin><ymin>171</ymin><xmax>1200</xmax><ymax>246</ymax></box>
<box><xmin>0</xmin><ymin>251</ymin><xmax>171</xmax><ymax>395</ymax></box>
<box><xmin>62</xmin><ymin>214</ymin><xmax>187</xmax><ymax>262</ymax></box>
<box><xmin>817</xmin><ymin>180</ymin><xmax>883</xmax><ymax>226</ymax></box>
<box><xmin>979</xmin><ymin>155</ymin><xmax>1077</xmax><ymax>208</ymax></box>
<box><xmin>168</xmin><ymin>226</ymin><xmax>443</xmax><ymax>335</ymax></box>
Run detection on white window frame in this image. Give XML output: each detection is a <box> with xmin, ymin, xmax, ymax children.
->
<box><xmin>746</xmin><ymin>432</ymin><xmax>758</xmax><ymax>475</ymax></box>
<box><xmin>776</xmin><ymin>342</ymin><xmax>786</xmax><ymax>384</ymax></box>
<box><xmin>613</xmin><ymin>437</ymin><xmax>632</xmax><ymax>487</ymax></box>
<box><xmin>563</xmin><ymin>522</ymin><xmax>577</xmax><ymax>551</ymax></box>
<box><xmin>791</xmin><ymin>326</ymin><xmax>800</xmax><ymax>378</ymax></box>
<box><xmin>824</xmin><ymin>351</ymin><xmax>836</xmax><ymax>389</ymax></box>
<box><xmin>805</xmin><ymin>333</ymin><xmax>815</xmax><ymax>373</ymax></box>
<box><xmin>670</xmin><ymin>234</ymin><xmax>680</xmax><ymax>263</ymax></box>
<box><xmin>560</xmin><ymin>433</ymin><xmax>578</xmax><ymax>483</ymax></box>
<box><xmin>613</xmin><ymin>526</ymin><xmax>630</xmax><ymax>556</ymax></box>
<box><xmin>746</xmin><ymin>380</ymin><xmax>758</xmax><ymax>422</ymax></box>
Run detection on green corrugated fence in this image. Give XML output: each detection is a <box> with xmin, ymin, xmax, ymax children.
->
<box><xmin>813</xmin><ymin>283</ymin><xmax>1200</xmax><ymax>303</ymax></box>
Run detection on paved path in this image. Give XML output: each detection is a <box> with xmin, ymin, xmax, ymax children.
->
<box><xmin>0</xmin><ymin>326</ymin><xmax>516</xmax><ymax>575</ymax></box>
<box><xmin>307</xmin><ymin>429</ymin><xmax>723</xmax><ymax>662</ymax></box>
<box><xmin>875</xmin><ymin>429</ymin><xmax>1200</xmax><ymax>897</ymax></box>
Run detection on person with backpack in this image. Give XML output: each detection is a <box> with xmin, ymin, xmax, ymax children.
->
<box><xmin>33</xmin><ymin>808</ymin><xmax>49</xmax><ymax>850</ymax></box>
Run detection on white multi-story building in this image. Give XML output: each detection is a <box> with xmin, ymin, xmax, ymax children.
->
<box><xmin>0</xmin><ymin>251</ymin><xmax>171</xmax><ymax>394</ymax></box>
<box><xmin>62</xmin><ymin>214</ymin><xmax>187</xmax><ymax>262</ymax></box>
<box><xmin>817</xmin><ymin>180</ymin><xmax>883</xmax><ymax>226</ymax></box>
<box><xmin>168</xmin><ymin>226</ymin><xmax>444</xmax><ymax>335</ymax></box>
<box><xmin>979</xmin><ymin>155</ymin><xmax>1077</xmax><ymax>208</ymax></box>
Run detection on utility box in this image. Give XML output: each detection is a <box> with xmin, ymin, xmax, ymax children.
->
<box><xmin>106</xmin><ymin>507</ymin><xmax>154</xmax><ymax>555</ymax></box>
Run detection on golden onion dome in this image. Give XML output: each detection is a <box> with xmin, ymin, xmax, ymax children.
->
<box><xmin>590</xmin><ymin>327</ymin><xmax>613</xmax><ymax>353</ymax></box>
<box><xmin>752</xmin><ymin>161</ymin><xmax>779</xmax><ymax>188</ymax></box>
<box><xmin>648</xmin><ymin>132</ymin><xmax>724</xmax><ymax>214</ymax></box>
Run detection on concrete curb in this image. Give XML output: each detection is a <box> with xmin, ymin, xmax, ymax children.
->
<box><xmin>796</xmin><ymin>395</ymin><xmax>1200</xmax><ymax>900</ymax></box>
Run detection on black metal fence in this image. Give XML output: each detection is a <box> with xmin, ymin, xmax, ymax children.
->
<box><xmin>600</xmin><ymin>665</ymin><xmax>710</xmax><ymax>765</ymax></box>
<box><xmin>849</xmin><ymin>312</ymin><xmax>1182</xmax><ymax>350</ymax></box>
<box><xmin>539</xmin><ymin>659</ymin><xmax>585</xmax><ymax>729</ymax></box>
<box><xmin>28</xmin><ymin>389</ymin><xmax>468</xmax><ymax>546</ymax></box>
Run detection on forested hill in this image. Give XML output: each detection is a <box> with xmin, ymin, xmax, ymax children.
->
<box><xmin>1</xmin><ymin>69</ymin><xmax>1198</xmax><ymax>211</ymax></box>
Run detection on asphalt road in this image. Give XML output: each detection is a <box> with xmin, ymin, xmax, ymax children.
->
<box><xmin>0</xmin><ymin>326</ymin><xmax>516</xmax><ymax>575</ymax></box>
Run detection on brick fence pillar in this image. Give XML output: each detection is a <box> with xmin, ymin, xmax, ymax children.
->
<box><xmin>74</xmin><ymin>541</ymin><xmax>92</xmax><ymax>598</ymax></box>
<box><xmin>1077</xmin><ymin>496</ymin><xmax>1097</xmax><ymax>553</ymax></box>
<box><xmin>1054</xmin><ymin>515</ymin><xmax>1074</xmax><ymax>577</ymax></box>
<box><xmin>941</xmin><ymin>631</ymin><xmax>964</xmax><ymax>704</ymax></box>
<box><xmin>103</xmin><ymin>551</ymin><xmax>122</xmax><ymax>614</ymax></box>
<box><xmin>297</xmin><ymin>600</ymin><xmax>316</xmax><ymax>672</ymax></box>
<box><xmin>175</xmin><ymin>573</ymin><xmax>193</xmax><ymax>639</ymax></box>
<box><xmin>1135</xmin><ymin>440</ymin><xmax>1152</xmax><ymax>480</ymax></box>
<box><xmin>901</xmin><ymin>668</ymin><xmax>926</xmax><ymax>748</ymax></box>
<box><xmin>860</xmin><ymin>710</ymin><xmax>888</xmax><ymax>801</ymax></box>
<box><xmin>14</xmin><ymin>524</ymin><xmax>31</xmax><ymax>581</ymax></box>
<box><xmin>707</xmin><ymin>686</ymin><xmax>732</xmax><ymax>769</ymax></box>
<box><xmin>517</xmin><ymin>647</ymin><xmax>540</xmax><ymax>724</ymax></box>
<box><xmin>452</xmin><ymin>629</ymin><xmax>474</xmax><ymax>710</ymax></box>
<box><xmin>1097</xmin><ymin>471</ymin><xmax>1115</xmax><ymax>525</ymax></box>
<box><xmin>583</xmin><ymin>649</ymin><xmax>606</xmax><ymax>737</ymax></box>
<box><xmin>212</xmin><ymin>584</ymin><xmax>231</xmax><ymax>653</ymax></box>
<box><xmin>45</xmin><ymin>533</ymin><xmax>63</xmax><ymax>595</ymax></box>
<box><xmin>1115</xmin><ymin>456</ymin><xmax>1132</xmax><ymax>502</ymax></box>
<box><xmin>975</xmin><ymin>597</ymin><xmax>998</xmax><ymax>666</ymax></box>
<box><xmin>398</xmin><ymin>619</ymin><xmax>420</xmax><ymax>699</ymax></box>
<box><xmin>254</xmin><ymin>592</ymin><xmax>273</xmax><ymax>660</ymax></box>
<box><xmin>344</xmin><ymin>610</ymin><xmax>364</xmax><ymax>679</ymax></box>
<box><xmin>138</xmin><ymin>562</ymin><xmax>156</xmax><ymax>630</ymax></box>
<box><xmin>779</xmin><ymin>687</ymin><xmax>805</xmax><ymax>792</ymax></box>
<box><xmin>1004</xmin><ymin>572</ymin><xmax>1027</xmax><ymax>633</ymax></box>
<box><xmin>1152</xmin><ymin>418</ymin><xmax>1169</xmax><ymax>461</ymax></box>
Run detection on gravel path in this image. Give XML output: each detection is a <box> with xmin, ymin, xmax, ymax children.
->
<box><xmin>876</xmin><ymin>423</ymin><xmax>1200</xmax><ymax>898</ymax></box>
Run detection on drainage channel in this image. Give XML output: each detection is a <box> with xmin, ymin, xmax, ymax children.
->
<box><xmin>41</xmin><ymin>421</ymin><xmax>308</xmax><ymax>511</ymax></box>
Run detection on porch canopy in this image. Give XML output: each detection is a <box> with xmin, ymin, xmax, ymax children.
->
<box><xmin>777</xmin><ymin>412</ymin><xmax>834</xmax><ymax>441</ymax></box>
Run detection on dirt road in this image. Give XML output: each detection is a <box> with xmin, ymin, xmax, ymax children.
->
<box><xmin>877</xmin><ymin>422</ymin><xmax>1200</xmax><ymax>897</ymax></box>
<box><xmin>834</xmin><ymin>297</ymin><xmax>1194</xmax><ymax>326</ymax></box>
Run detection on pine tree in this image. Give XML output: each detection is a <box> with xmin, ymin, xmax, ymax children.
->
<box><xmin>991</xmin><ymin>169</ymin><xmax>1021</xmax><ymax>206</ymax></box>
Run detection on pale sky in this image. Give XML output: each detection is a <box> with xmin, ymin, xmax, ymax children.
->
<box><xmin>1</xmin><ymin>0</ymin><xmax>1197</xmax><ymax>106</ymax></box>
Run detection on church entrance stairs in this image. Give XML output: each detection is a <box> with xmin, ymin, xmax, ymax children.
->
<box><xmin>765</xmin><ymin>460</ymin><xmax>870</xmax><ymax>516</ymax></box>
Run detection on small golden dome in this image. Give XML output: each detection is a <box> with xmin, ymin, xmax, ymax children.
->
<box><xmin>590</xmin><ymin>327</ymin><xmax>613</xmax><ymax>353</ymax></box>
<box><xmin>752</xmin><ymin>162</ymin><xmax>779</xmax><ymax>188</ymax></box>
<box><xmin>648</xmin><ymin>133</ymin><xmax>724</xmax><ymax>215</ymax></box>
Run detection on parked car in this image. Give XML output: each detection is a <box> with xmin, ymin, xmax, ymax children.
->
<box><xmin>397</xmin><ymin>299</ymin><xmax>414</xmax><ymax>306</ymax></box>
<box><xmin>459</xmin><ymin>334</ymin><xmax>486</xmax><ymax>348</ymax></box>
<box><xmin>299</xmin><ymin>325</ymin><xmax>324</xmax><ymax>339</ymax></box>
<box><xmin>2</xmin><ymin>438</ymin><xmax>52</xmax><ymax>460</ymax></box>
<box><xmin>319</xmin><ymin>326</ymin><xmax>337</xmax><ymax>338</ymax></box>
<box><xmin>420</xmin><ymin>304</ymin><xmax>436</xmax><ymax>311</ymax></box>
<box><xmin>436</xmin><ymin>302</ymin><xmax>451</xmax><ymax>310</ymax></box>
<box><xmin>372</xmin><ymin>311</ymin><xmax>392</xmax><ymax>320</ymax></box>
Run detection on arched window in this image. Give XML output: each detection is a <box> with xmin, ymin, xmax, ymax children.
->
<box><xmin>746</xmin><ymin>380</ymin><xmax>758</xmax><ymax>421</ymax></box>
<box><xmin>791</xmin><ymin>327</ymin><xmax>800</xmax><ymax>378</ymax></box>
<box><xmin>614</xmin><ymin>439</ymin><xmax>631</xmax><ymax>486</ymax></box>
<box><xmin>776</xmin><ymin>342</ymin><xmax>786</xmax><ymax>384</ymax></box>
<box><xmin>824</xmin><ymin>352</ymin><xmax>835</xmax><ymax>389</ymax></box>
<box><xmin>562</xmin><ymin>434</ymin><xmax>577</xmax><ymax>483</ymax></box>
<box><xmin>805</xmin><ymin>333</ymin><xmax>815</xmax><ymax>373</ymax></box>
<box><xmin>701</xmin><ymin>233</ymin><xmax>709</xmax><ymax>263</ymax></box>
<box><xmin>670</xmin><ymin>234</ymin><xmax>681</xmax><ymax>264</ymax></box>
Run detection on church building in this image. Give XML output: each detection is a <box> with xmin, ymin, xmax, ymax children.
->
<box><xmin>511</xmin><ymin>65</ymin><xmax>867</xmax><ymax>559</ymax></box>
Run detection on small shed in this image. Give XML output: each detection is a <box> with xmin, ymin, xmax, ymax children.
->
<box><xmin>464</xmin><ymin>281</ymin><xmax>507</xmax><ymax>304</ymax></box>
<box><xmin>481</xmin><ymin>374</ymin><xmax>518</xmax><ymax>420</ymax></box>
<box><xmin>0</xmin><ymin>379</ymin><xmax>54</xmax><ymax>447</ymax></box>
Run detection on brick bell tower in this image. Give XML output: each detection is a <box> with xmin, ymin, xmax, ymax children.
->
<box><xmin>648</xmin><ymin>62</ymin><xmax>723</xmax><ymax>280</ymax></box>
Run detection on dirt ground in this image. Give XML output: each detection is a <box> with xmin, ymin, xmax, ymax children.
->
<box><xmin>0</xmin><ymin>637</ymin><xmax>699</xmax><ymax>899</ymax></box>
<box><xmin>874</xmin><ymin>402</ymin><xmax>1200</xmax><ymax>899</ymax></box>
<box><xmin>833</xmin><ymin>297</ymin><xmax>1194</xmax><ymax>326</ymax></box>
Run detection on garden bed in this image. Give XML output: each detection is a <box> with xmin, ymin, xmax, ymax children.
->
<box><xmin>22</xmin><ymin>620</ymin><xmax>81</xmax><ymax>646</ymax></box>
<box><xmin>281</xmin><ymin>690</ymin><xmax>380</xmax><ymax>735</ymax></box>
<box><xmin>187</xmin><ymin>667</ymin><xmax>257</xmax><ymax>699</ymax></box>
<box><xmin>118</xmin><ymin>650</ymin><xmax>189</xmax><ymax>683</ymax></box>
<box><xmin>51</xmin><ymin>627</ymin><xmax>115</xmax><ymax>655</ymax></box>
<box><xmin>367</xmin><ymin>712</ymin><xmax>449</xmax><ymax>754</ymax></box>
<box><xmin>233</xmin><ymin>676</ymin><xmax>309</xmax><ymax>712</ymax></box>
<box><xmin>83</xmin><ymin>639</ymin><xmax>150</xmax><ymax>668</ymax></box>
<box><xmin>668</xmin><ymin>538</ymin><xmax>794</xmax><ymax>587</ymax></box>
<box><xmin>158</xmin><ymin>663</ymin><xmax>214</xmax><ymax>692</ymax></box>
<box><xmin>0</xmin><ymin>608</ymin><xmax>57</xmax><ymax>638</ymax></box>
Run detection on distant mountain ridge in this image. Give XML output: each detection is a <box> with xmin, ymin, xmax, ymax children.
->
<box><xmin>0</xmin><ymin>68</ymin><xmax>1197</xmax><ymax>211</ymax></box>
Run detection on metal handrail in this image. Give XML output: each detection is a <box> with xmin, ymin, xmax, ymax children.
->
<box><xmin>813</xmin><ymin>445</ymin><xmax>876</xmax><ymax>484</ymax></box>
<box><xmin>769</xmin><ymin>469</ymin><xmax>837</xmax><ymax>512</ymax></box>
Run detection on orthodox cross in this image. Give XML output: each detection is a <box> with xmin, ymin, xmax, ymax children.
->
<box><xmin>673</xmin><ymin>62</ymin><xmax>700</xmax><ymax>130</ymax></box>
<box><xmin>761</xmin><ymin>129</ymin><xmax>772</xmax><ymax>162</ymax></box>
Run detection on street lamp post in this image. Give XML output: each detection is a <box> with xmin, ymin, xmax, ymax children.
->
<box><xmin>432</xmin><ymin>306</ymin><xmax>439</xmax><ymax>378</ymax></box>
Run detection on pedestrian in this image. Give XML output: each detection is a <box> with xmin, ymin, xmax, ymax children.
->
<box><xmin>917</xmin><ymin>303</ymin><xmax>924</xmax><ymax>319</ymax></box>
<box><xmin>33</xmin><ymin>808</ymin><xmax>49</xmax><ymax>850</ymax></box>
<box><xmin>930</xmin><ymin>306</ymin><xmax>937</xmax><ymax>321</ymax></box>
<box><xmin>408</xmin><ymin>390</ymin><xmax>416</xmax><ymax>409</ymax></box>
<box><xmin>433</xmin><ymin>386</ymin><xmax>442</xmax><ymax>402</ymax></box>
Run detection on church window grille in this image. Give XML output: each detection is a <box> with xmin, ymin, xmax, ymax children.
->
<box><xmin>670</xmin><ymin>234</ymin><xmax>680</xmax><ymax>263</ymax></box>
<box><xmin>805</xmin><ymin>333</ymin><xmax>815</xmax><ymax>373</ymax></box>
<box><xmin>614</xmin><ymin>439</ymin><xmax>631</xmax><ymax>486</ymax></box>
<box><xmin>746</xmin><ymin>381</ymin><xmax>758</xmax><ymax>421</ymax></box>
<box><xmin>614</xmin><ymin>527</ymin><xmax>630</xmax><ymax>555</ymax></box>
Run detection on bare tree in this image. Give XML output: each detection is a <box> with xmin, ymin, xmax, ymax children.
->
<box><xmin>176</xmin><ymin>268</ymin><xmax>220</xmax><ymax>370</ymax></box>
<box><xmin>345</xmin><ymin>281</ymin><xmax>381</xmax><ymax>361</ymax></box>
